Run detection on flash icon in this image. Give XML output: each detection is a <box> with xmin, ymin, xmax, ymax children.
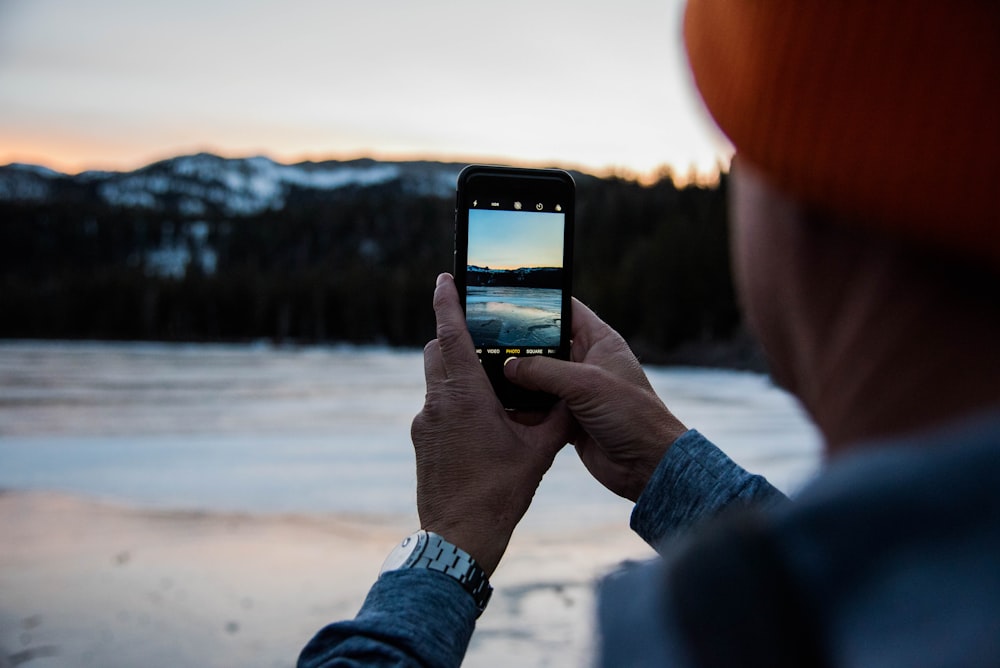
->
<box><xmin>514</xmin><ymin>201</ymin><xmax>522</xmax><ymax>210</ymax></box>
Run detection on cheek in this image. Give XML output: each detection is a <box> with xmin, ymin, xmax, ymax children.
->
<box><xmin>729</xmin><ymin>172</ymin><xmax>774</xmax><ymax>342</ymax></box>
<box><xmin>729</xmin><ymin>166</ymin><xmax>798</xmax><ymax>387</ymax></box>
<box><xmin>732</xmin><ymin>218</ymin><xmax>774</xmax><ymax>355</ymax></box>
<box><xmin>729</xmin><ymin>203</ymin><xmax>754</xmax><ymax>316</ymax></box>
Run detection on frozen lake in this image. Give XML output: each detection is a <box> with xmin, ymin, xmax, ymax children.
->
<box><xmin>466</xmin><ymin>286</ymin><xmax>562</xmax><ymax>347</ymax></box>
<box><xmin>0</xmin><ymin>341</ymin><xmax>822</xmax><ymax>527</ymax></box>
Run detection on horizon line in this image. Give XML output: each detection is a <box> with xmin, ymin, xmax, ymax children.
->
<box><xmin>0</xmin><ymin>146</ymin><xmax>728</xmax><ymax>187</ymax></box>
<box><xmin>468</xmin><ymin>265</ymin><xmax>562</xmax><ymax>272</ymax></box>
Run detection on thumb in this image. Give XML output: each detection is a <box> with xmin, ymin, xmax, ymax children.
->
<box><xmin>504</xmin><ymin>355</ymin><xmax>601</xmax><ymax>403</ymax></box>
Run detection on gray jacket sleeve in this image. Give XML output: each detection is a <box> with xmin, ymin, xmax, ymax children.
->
<box><xmin>598</xmin><ymin>430</ymin><xmax>790</xmax><ymax>667</ymax></box>
<box><xmin>297</xmin><ymin>569</ymin><xmax>476</xmax><ymax>668</ymax></box>
<box><xmin>630</xmin><ymin>429</ymin><xmax>788</xmax><ymax>550</ymax></box>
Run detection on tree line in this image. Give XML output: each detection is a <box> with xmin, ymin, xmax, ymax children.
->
<box><xmin>0</xmin><ymin>167</ymin><xmax>762</xmax><ymax>367</ymax></box>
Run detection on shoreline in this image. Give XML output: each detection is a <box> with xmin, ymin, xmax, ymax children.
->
<box><xmin>0</xmin><ymin>489</ymin><xmax>655</xmax><ymax>668</ymax></box>
<box><xmin>0</xmin><ymin>334</ymin><xmax>767</xmax><ymax>373</ymax></box>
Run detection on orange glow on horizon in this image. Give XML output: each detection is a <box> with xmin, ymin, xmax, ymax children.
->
<box><xmin>0</xmin><ymin>137</ymin><xmax>725</xmax><ymax>186</ymax></box>
<box><xmin>471</xmin><ymin>264</ymin><xmax>559</xmax><ymax>271</ymax></box>
<box><xmin>0</xmin><ymin>1</ymin><xmax>732</xmax><ymax>189</ymax></box>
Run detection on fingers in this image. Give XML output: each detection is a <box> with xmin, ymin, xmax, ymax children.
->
<box><xmin>569</xmin><ymin>298</ymin><xmax>613</xmax><ymax>361</ymax></box>
<box><xmin>423</xmin><ymin>339</ymin><xmax>446</xmax><ymax>387</ymax></box>
<box><xmin>510</xmin><ymin>400</ymin><xmax>573</xmax><ymax>465</ymax></box>
<box><xmin>432</xmin><ymin>273</ymin><xmax>481</xmax><ymax>378</ymax></box>
<box><xmin>539</xmin><ymin>402</ymin><xmax>575</xmax><ymax>456</ymax></box>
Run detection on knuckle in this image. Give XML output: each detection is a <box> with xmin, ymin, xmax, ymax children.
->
<box><xmin>415</xmin><ymin>381</ymin><xmax>469</xmax><ymax>426</ymax></box>
<box><xmin>432</xmin><ymin>282</ymin><xmax>449</xmax><ymax>309</ymax></box>
<box><xmin>435</xmin><ymin>320</ymin><xmax>463</xmax><ymax>345</ymax></box>
<box><xmin>410</xmin><ymin>411</ymin><xmax>427</xmax><ymax>442</ymax></box>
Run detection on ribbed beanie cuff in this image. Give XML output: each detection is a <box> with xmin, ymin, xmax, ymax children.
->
<box><xmin>684</xmin><ymin>1</ymin><xmax>1000</xmax><ymax>266</ymax></box>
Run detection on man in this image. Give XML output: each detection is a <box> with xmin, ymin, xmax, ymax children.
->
<box><xmin>300</xmin><ymin>1</ymin><xmax>1000</xmax><ymax>665</ymax></box>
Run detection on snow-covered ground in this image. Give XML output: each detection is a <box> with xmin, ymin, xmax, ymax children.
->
<box><xmin>0</xmin><ymin>341</ymin><xmax>820</xmax><ymax>526</ymax></box>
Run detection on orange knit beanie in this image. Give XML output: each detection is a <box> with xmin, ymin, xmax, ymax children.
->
<box><xmin>684</xmin><ymin>1</ymin><xmax>1000</xmax><ymax>266</ymax></box>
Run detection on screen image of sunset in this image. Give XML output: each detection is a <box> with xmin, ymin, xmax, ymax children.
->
<box><xmin>467</xmin><ymin>209</ymin><xmax>564</xmax><ymax>270</ymax></box>
<box><xmin>465</xmin><ymin>208</ymin><xmax>565</xmax><ymax>347</ymax></box>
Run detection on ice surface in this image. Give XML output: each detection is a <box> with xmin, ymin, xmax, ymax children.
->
<box><xmin>0</xmin><ymin>343</ymin><xmax>823</xmax><ymax>668</ymax></box>
<box><xmin>0</xmin><ymin>342</ymin><xmax>821</xmax><ymax>526</ymax></box>
<box><xmin>467</xmin><ymin>287</ymin><xmax>562</xmax><ymax>347</ymax></box>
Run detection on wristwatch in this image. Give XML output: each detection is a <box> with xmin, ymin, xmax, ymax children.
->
<box><xmin>380</xmin><ymin>530</ymin><xmax>493</xmax><ymax>617</ymax></box>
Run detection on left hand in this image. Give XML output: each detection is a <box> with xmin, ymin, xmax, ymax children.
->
<box><xmin>503</xmin><ymin>298</ymin><xmax>687</xmax><ymax>502</ymax></box>
<box><xmin>410</xmin><ymin>273</ymin><xmax>571</xmax><ymax>576</ymax></box>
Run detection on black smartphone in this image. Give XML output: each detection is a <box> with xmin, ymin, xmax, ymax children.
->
<box><xmin>454</xmin><ymin>165</ymin><xmax>575</xmax><ymax>410</ymax></box>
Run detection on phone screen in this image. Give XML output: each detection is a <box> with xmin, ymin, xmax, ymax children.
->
<box><xmin>466</xmin><ymin>207</ymin><xmax>565</xmax><ymax>353</ymax></box>
<box><xmin>455</xmin><ymin>165</ymin><xmax>574</xmax><ymax>409</ymax></box>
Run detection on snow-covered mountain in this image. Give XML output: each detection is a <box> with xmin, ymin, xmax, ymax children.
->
<box><xmin>466</xmin><ymin>264</ymin><xmax>563</xmax><ymax>289</ymax></box>
<box><xmin>0</xmin><ymin>153</ymin><xmax>463</xmax><ymax>216</ymax></box>
<box><xmin>0</xmin><ymin>163</ymin><xmax>64</xmax><ymax>201</ymax></box>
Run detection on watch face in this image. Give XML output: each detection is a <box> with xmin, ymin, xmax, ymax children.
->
<box><xmin>380</xmin><ymin>531</ymin><xmax>425</xmax><ymax>574</ymax></box>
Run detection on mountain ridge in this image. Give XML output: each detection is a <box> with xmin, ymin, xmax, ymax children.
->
<box><xmin>0</xmin><ymin>152</ymin><xmax>475</xmax><ymax>217</ymax></box>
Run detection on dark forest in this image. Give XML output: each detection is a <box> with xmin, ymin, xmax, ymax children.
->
<box><xmin>0</xmin><ymin>155</ymin><xmax>763</xmax><ymax>368</ymax></box>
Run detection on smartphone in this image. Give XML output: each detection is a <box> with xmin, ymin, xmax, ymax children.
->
<box><xmin>454</xmin><ymin>165</ymin><xmax>575</xmax><ymax>410</ymax></box>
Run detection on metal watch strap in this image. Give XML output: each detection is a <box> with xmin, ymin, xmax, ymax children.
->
<box><xmin>415</xmin><ymin>532</ymin><xmax>492</xmax><ymax>615</ymax></box>
<box><xmin>386</xmin><ymin>530</ymin><xmax>493</xmax><ymax>616</ymax></box>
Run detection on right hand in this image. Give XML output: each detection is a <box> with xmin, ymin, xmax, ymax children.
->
<box><xmin>503</xmin><ymin>298</ymin><xmax>688</xmax><ymax>502</ymax></box>
<box><xmin>411</xmin><ymin>274</ymin><xmax>572</xmax><ymax>575</ymax></box>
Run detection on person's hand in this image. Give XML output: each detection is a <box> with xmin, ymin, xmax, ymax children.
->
<box><xmin>410</xmin><ymin>273</ymin><xmax>572</xmax><ymax>576</ymax></box>
<box><xmin>503</xmin><ymin>299</ymin><xmax>687</xmax><ymax>502</ymax></box>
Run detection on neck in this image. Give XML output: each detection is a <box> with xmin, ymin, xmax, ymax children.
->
<box><xmin>801</xmin><ymin>257</ymin><xmax>1000</xmax><ymax>456</ymax></box>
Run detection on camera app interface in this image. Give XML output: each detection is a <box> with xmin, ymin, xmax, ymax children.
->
<box><xmin>466</xmin><ymin>206</ymin><xmax>565</xmax><ymax>357</ymax></box>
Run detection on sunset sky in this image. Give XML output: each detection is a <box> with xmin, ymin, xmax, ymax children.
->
<box><xmin>0</xmin><ymin>0</ymin><xmax>731</xmax><ymax>179</ymax></box>
<box><xmin>468</xmin><ymin>209</ymin><xmax>564</xmax><ymax>270</ymax></box>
